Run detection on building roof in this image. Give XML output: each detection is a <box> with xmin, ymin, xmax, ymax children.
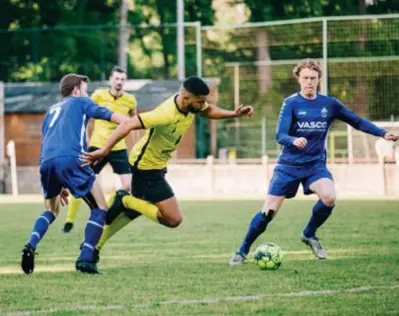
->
<box><xmin>4</xmin><ymin>79</ymin><xmax>185</xmax><ymax>113</ymax></box>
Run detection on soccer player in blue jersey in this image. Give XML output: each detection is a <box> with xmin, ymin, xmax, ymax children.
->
<box><xmin>230</xmin><ymin>59</ymin><xmax>398</xmax><ymax>264</ymax></box>
<box><xmin>21</xmin><ymin>73</ymin><xmax>126</xmax><ymax>274</ymax></box>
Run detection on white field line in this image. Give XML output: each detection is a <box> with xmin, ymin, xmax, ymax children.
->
<box><xmin>4</xmin><ymin>284</ymin><xmax>399</xmax><ymax>316</ymax></box>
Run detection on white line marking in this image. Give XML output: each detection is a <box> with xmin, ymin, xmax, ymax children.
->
<box><xmin>4</xmin><ymin>284</ymin><xmax>399</xmax><ymax>315</ymax></box>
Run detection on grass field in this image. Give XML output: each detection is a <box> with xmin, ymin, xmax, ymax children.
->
<box><xmin>0</xmin><ymin>200</ymin><xmax>398</xmax><ymax>315</ymax></box>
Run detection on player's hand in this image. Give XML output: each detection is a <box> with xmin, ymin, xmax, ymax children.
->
<box><xmin>384</xmin><ymin>133</ymin><xmax>398</xmax><ymax>142</ymax></box>
<box><xmin>79</xmin><ymin>149</ymin><xmax>107</xmax><ymax>166</ymax></box>
<box><xmin>60</xmin><ymin>188</ymin><xmax>69</xmax><ymax>207</ymax></box>
<box><xmin>235</xmin><ymin>105</ymin><xmax>253</xmax><ymax>117</ymax></box>
<box><xmin>293</xmin><ymin>137</ymin><xmax>308</xmax><ymax>149</ymax></box>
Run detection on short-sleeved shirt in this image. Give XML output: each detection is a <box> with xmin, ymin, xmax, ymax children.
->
<box><xmin>89</xmin><ymin>88</ymin><xmax>137</xmax><ymax>151</ymax></box>
<box><xmin>129</xmin><ymin>94</ymin><xmax>208</xmax><ymax>170</ymax></box>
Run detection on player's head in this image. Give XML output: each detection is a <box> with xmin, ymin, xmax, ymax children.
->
<box><xmin>293</xmin><ymin>59</ymin><xmax>322</xmax><ymax>98</ymax></box>
<box><xmin>179</xmin><ymin>76</ymin><xmax>210</xmax><ymax>113</ymax></box>
<box><xmin>59</xmin><ymin>73</ymin><xmax>89</xmax><ymax>97</ymax></box>
<box><xmin>109</xmin><ymin>66</ymin><xmax>127</xmax><ymax>93</ymax></box>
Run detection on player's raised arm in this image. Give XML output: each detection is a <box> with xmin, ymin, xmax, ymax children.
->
<box><xmin>275</xmin><ymin>100</ymin><xmax>298</xmax><ymax>148</ymax></box>
<box><xmin>335</xmin><ymin>100</ymin><xmax>398</xmax><ymax>141</ymax></box>
<box><xmin>200</xmin><ymin>103</ymin><xmax>253</xmax><ymax>119</ymax></box>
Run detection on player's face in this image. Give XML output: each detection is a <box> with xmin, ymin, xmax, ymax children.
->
<box><xmin>110</xmin><ymin>71</ymin><xmax>127</xmax><ymax>92</ymax></box>
<box><xmin>298</xmin><ymin>68</ymin><xmax>319</xmax><ymax>97</ymax></box>
<box><xmin>185</xmin><ymin>95</ymin><xmax>207</xmax><ymax>113</ymax></box>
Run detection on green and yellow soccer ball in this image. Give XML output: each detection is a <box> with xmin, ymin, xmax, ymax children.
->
<box><xmin>253</xmin><ymin>242</ymin><xmax>283</xmax><ymax>270</ymax></box>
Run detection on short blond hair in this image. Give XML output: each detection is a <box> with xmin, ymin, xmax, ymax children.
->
<box><xmin>293</xmin><ymin>59</ymin><xmax>323</xmax><ymax>79</ymax></box>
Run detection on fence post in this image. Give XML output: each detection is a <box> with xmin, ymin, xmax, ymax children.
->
<box><xmin>261</xmin><ymin>117</ymin><xmax>267</xmax><ymax>157</ymax></box>
<box><xmin>347</xmin><ymin>125</ymin><xmax>354</xmax><ymax>164</ymax></box>
<box><xmin>322</xmin><ymin>18</ymin><xmax>328</xmax><ymax>95</ymax></box>
<box><xmin>206</xmin><ymin>155</ymin><xmax>214</xmax><ymax>196</ymax></box>
<box><xmin>195</xmin><ymin>21</ymin><xmax>202</xmax><ymax>77</ymax></box>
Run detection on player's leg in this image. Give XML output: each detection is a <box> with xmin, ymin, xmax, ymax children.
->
<box><xmin>229</xmin><ymin>195</ymin><xmax>285</xmax><ymax>265</ymax></box>
<box><xmin>301</xmin><ymin>167</ymin><xmax>336</xmax><ymax>259</ymax></box>
<box><xmin>75</xmin><ymin>178</ymin><xmax>109</xmax><ymax>273</ymax></box>
<box><xmin>229</xmin><ymin>164</ymin><xmax>300</xmax><ymax>265</ymax></box>
<box><xmin>21</xmin><ymin>161</ymin><xmax>61</xmax><ymax>274</ymax></box>
<box><xmin>109</xmin><ymin>149</ymin><xmax>132</xmax><ymax>192</ymax></box>
<box><xmin>63</xmin><ymin>196</ymin><xmax>83</xmax><ymax>232</ymax></box>
<box><xmin>120</xmin><ymin>169</ymin><xmax>181</xmax><ymax>227</ymax></box>
<box><xmin>63</xmin><ymin>147</ymin><xmax>108</xmax><ymax>233</ymax></box>
<box><xmin>96</xmin><ymin>169</ymin><xmax>178</xmax><ymax>253</ymax></box>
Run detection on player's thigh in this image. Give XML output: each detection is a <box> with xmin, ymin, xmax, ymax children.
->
<box><xmin>88</xmin><ymin>146</ymin><xmax>109</xmax><ymax>174</ymax></box>
<box><xmin>156</xmin><ymin>196</ymin><xmax>182</xmax><ymax>226</ymax></box>
<box><xmin>119</xmin><ymin>174</ymin><xmax>132</xmax><ymax>191</ymax></box>
<box><xmin>108</xmin><ymin>150</ymin><xmax>131</xmax><ymax>190</ymax></box>
<box><xmin>83</xmin><ymin>178</ymin><xmax>108</xmax><ymax>210</ymax></box>
<box><xmin>308</xmin><ymin>178</ymin><xmax>336</xmax><ymax>206</ymax></box>
<box><xmin>261</xmin><ymin>195</ymin><xmax>286</xmax><ymax>215</ymax></box>
<box><xmin>268</xmin><ymin>164</ymin><xmax>301</xmax><ymax>199</ymax></box>
<box><xmin>40</xmin><ymin>160</ymin><xmax>63</xmax><ymax>202</ymax></box>
<box><xmin>44</xmin><ymin>196</ymin><xmax>61</xmax><ymax>216</ymax></box>
<box><xmin>131</xmin><ymin>169</ymin><xmax>175</xmax><ymax>204</ymax></box>
<box><xmin>54</xmin><ymin>156</ymin><xmax>100</xmax><ymax>207</ymax></box>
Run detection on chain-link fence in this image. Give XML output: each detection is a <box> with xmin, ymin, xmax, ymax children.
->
<box><xmin>202</xmin><ymin>15</ymin><xmax>399</xmax><ymax>160</ymax></box>
<box><xmin>2</xmin><ymin>15</ymin><xmax>399</xmax><ymax>162</ymax></box>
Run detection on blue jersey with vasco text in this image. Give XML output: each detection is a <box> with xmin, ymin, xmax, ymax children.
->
<box><xmin>275</xmin><ymin>93</ymin><xmax>386</xmax><ymax>165</ymax></box>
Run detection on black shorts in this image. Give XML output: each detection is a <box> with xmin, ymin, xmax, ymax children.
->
<box><xmin>88</xmin><ymin>146</ymin><xmax>130</xmax><ymax>175</ymax></box>
<box><xmin>130</xmin><ymin>167</ymin><xmax>175</xmax><ymax>203</ymax></box>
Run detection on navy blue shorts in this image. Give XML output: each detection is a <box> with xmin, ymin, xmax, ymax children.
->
<box><xmin>268</xmin><ymin>163</ymin><xmax>333</xmax><ymax>199</ymax></box>
<box><xmin>40</xmin><ymin>156</ymin><xmax>96</xmax><ymax>199</ymax></box>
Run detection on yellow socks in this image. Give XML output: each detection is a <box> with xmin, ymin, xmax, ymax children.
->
<box><xmin>122</xmin><ymin>195</ymin><xmax>159</xmax><ymax>222</ymax></box>
<box><xmin>65</xmin><ymin>196</ymin><xmax>83</xmax><ymax>224</ymax></box>
<box><xmin>96</xmin><ymin>213</ymin><xmax>133</xmax><ymax>250</ymax></box>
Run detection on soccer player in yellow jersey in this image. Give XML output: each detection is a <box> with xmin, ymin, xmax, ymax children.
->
<box><xmin>81</xmin><ymin>76</ymin><xmax>253</xmax><ymax>262</ymax></box>
<box><xmin>63</xmin><ymin>66</ymin><xmax>136</xmax><ymax>233</ymax></box>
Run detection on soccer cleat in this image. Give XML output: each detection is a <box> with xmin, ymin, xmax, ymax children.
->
<box><xmin>62</xmin><ymin>222</ymin><xmax>74</xmax><ymax>233</ymax></box>
<box><xmin>301</xmin><ymin>235</ymin><xmax>327</xmax><ymax>260</ymax></box>
<box><xmin>106</xmin><ymin>190</ymin><xmax>130</xmax><ymax>225</ymax></box>
<box><xmin>21</xmin><ymin>244</ymin><xmax>36</xmax><ymax>274</ymax></box>
<box><xmin>75</xmin><ymin>259</ymin><xmax>103</xmax><ymax>274</ymax></box>
<box><xmin>229</xmin><ymin>252</ymin><xmax>247</xmax><ymax>265</ymax></box>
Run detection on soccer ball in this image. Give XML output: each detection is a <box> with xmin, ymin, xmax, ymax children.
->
<box><xmin>253</xmin><ymin>242</ymin><xmax>283</xmax><ymax>270</ymax></box>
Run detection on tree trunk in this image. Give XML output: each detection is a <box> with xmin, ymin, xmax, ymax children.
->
<box><xmin>256</xmin><ymin>30</ymin><xmax>272</xmax><ymax>96</ymax></box>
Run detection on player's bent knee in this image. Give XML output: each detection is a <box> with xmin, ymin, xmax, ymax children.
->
<box><xmin>161</xmin><ymin>215</ymin><xmax>182</xmax><ymax>228</ymax></box>
<box><xmin>321</xmin><ymin>194</ymin><xmax>336</xmax><ymax>207</ymax></box>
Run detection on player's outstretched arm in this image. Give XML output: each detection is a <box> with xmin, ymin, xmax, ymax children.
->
<box><xmin>80</xmin><ymin>116</ymin><xmax>143</xmax><ymax>164</ymax></box>
<box><xmin>200</xmin><ymin>104</ymin><xmax>253</xmax><ymax>119</ymax></box>
<box><xmin>336</xmin><ymin>100</ymin><xmax>398</xmax><ymax>140</ymax></box>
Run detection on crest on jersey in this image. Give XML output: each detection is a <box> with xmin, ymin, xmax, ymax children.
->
<box><xmin>321</xmin><ymin>107</ymin><xmax>328</xmax><ymax>118</ymax></box>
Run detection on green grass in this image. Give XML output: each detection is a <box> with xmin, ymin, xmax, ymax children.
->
<box><xmin>0</xmin><ymin>200</ymin><xmax>398</xmax><ymax>315</ymax></box>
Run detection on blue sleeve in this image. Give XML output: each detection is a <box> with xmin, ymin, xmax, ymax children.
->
<box><xmin>276</xmin><ymin>100</ymin><xmax>296</xmax><ymax>147</ymax></box>
<box><xmin>334</xmin><ymin>99</ymin><xmax>386</xmax><ymax>137</ymax></box>
<box><xmin>82</xmin><ymin>98</ymin><xmax>113</xmax><ymax>121</ymax></box>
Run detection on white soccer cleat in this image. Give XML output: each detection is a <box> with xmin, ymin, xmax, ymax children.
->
<box><xmin>301</xmin><ymin>235</ymin><xmax>327</xmax><ymax>260</ymax></box>
<box><xmin>229</xmin><ymin>252</ymin><xmax>247</xmax><ymax>265</ymax></box>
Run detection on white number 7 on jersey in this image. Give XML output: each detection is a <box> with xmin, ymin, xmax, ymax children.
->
<box><xmin>49</xmin><ymin>104</ymin><xmax>62</xmax><ymax>127</ymax></box>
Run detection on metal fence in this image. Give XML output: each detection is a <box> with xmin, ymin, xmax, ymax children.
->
<box><xmin>2</xmin><ymin>14</ymin><xmax>399</xmax><ymax>161</ymax></box>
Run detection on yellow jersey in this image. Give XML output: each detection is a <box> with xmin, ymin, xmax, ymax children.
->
<box><xmin>129</xmin><ymin>94</ymin><xmax>208</xmax><ymax>170</ymax></box>
<box><xmin>89</xmin><ymin>88</ymin><xmax>137</xmax><ymax>151</ymax></box>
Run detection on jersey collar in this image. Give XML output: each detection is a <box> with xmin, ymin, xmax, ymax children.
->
<box><xmin>174</xmin><ymin>94</ymin><xmax>189</xmax><ymax>116</ymax></box>
<box><xmin>108</xmin><ymin>89</ymin><xmax>123</xmax><ymax>100</ymax></box>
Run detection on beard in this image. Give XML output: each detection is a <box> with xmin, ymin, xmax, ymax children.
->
<box><xmin>187</xmin><ymin>104</ymin><xmax>202</xmax><ymax>113</ymax></box>
<box><xmin>114</xmin><ymin>84</ymin><xmax>123</xmax><ymax>91</ymax></box>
